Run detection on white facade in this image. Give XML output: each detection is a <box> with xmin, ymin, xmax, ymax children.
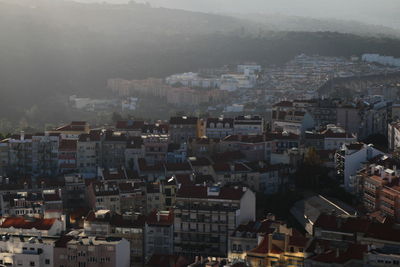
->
<box><xmin>337</xmin><ymin>144</ymin><xmax>384</xmax><ymax>193</ymax></box>
<box><xmin>0</xmin><ymin>235</ymin><xmax>54</xmax><ymax>267</ymax></box>
<box><xmin>237</xmin><ymin>189</ymin><xmax>256</xmax><ymax>226</ymax></box>
<box><xmin>388</xmin><ymin>122</ymin><xmax>400</xmax><ymax>151</ymax></box>
<box><xmin>115</xmin><ymin>238</ymin><xmax>131</xmax><ymax>267</ymax></box>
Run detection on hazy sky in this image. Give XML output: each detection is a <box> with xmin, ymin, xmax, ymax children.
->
<box><xmin>78</xmin><ymin>0</ymin><xmax>400</xmax><ymax>29</ymax></box>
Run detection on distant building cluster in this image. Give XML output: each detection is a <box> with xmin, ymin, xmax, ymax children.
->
<box><xmin>2</xmin><ymin>54</ymin><xmax>400</xmax><ymax>266</ymax></box>
<box><xmin>362</xmin><ymin>53</ymin><xmax>400</xmax><ymax>67</ymax></box>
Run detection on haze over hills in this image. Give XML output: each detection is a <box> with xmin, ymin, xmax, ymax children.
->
<box><xmin>79</xmin><ymin>0</ymin><xmax>400</xmax><ymax>29</ymax></box>
<box><xmin>1</xmin><ymin>0</ymin><xmax>400</xmax><ymax>130</ymax></box>
<box><xmin>231</xmin><ymin>13</ymin><xmax>400</xmax><ymax>38</ymax></box>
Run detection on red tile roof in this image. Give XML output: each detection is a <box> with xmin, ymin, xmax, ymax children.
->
<box><xmin>146</xmin><ymin>210</ymin><xmax>174</xmax><ymax>226</ymax></box>
<box><xmin>314</xmin><ymin>214</ymin><xmax>371</xmax><ymax>234</ymax></box>
<box><xmin>233</xmin><ymin>220</ymin><xmax>276</xmax><ymax>237</ymax></box>
<box><xmin>249</xmin><ymin>235</ymin><xmax>270</xmax><ymax>254</ymax></box>
<box><xmin>55</xmin><ymin>121</ymin><xmax>88</xmax><ymax>132</ymax></box>
<box><xmin>0</xmin><ymin>217</ymin><xmax>56</xmax><ymax>230</ymax></box>
<box><xmin>309</xmin><ymin>244</ymin><xmax>367</xmax><ymax>264</ymax></box>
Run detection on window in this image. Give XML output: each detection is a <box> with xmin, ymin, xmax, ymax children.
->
<box><xmin>30</xmin><ymin>262</ymin><xmax>35</xmax><ymax>267</ymax></box>
<box><xmin>45</xmin><ymin>259</ymin><xmax>50</xmax><ymax>264</ymax></box>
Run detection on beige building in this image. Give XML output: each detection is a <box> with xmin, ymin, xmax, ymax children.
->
<box><xmin>46</xmin><ymin>121</ymin><xmax>90</xmax><ymax>140</ymax></box>
<box><xmin>54</xmin><ymin>235</ymin><xmax>130</xmax><ymax>267</ymax></box>
<box><xmin>84</xmin><ymin>209</ymin><xmax>146</xmax><ymax>265</ymax></box>
<box><xmin>87</xmin><ymin>182</ymin><xmax>121</xmax><ymax>214</ymax></box>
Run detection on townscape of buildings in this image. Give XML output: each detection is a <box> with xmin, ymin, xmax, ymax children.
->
<box><xmin>1</xmin><ymin>54</ymin><xmax>400</xmax><ymax>266</ymax></box>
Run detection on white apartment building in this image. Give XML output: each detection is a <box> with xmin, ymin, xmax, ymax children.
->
<box><xmin>174</xmin><ymin>185</ymin><xmax>256</xmax><ymax>257</ymax></box>
<box><xmin>0</xmin><ymin>235</ymin><xmax>55</xmax><ymax>267</ymax></box>
<box><xmin>335</xmin><ymin>143</ymin><xmax>384</xmax><ymax>193</ymax></box>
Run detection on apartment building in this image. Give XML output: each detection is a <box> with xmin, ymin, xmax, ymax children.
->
<box><xmin>354</xmin><ymin>161</ymin><xmax>400</xmax><ymax>222</ymax></box>
<box><xmin>228</xmin><ymin>215</ymin><xmax>293</xmax><ymax>260</ymax></box>
<box><xmin>142</xmin><ymin>133</ymin><xmax>169</xmax><ymax>165</ymax></box>
<box><xmin>220</xmin><ymin>134</ymin><xmax>272</xmax><ymax>162</ymax></box>
<box><xmin>0</xmin><ymin>139</ymin><xmax>8</xmax><ymax>176</ymax></box>
<box><xmin>174</xmin><ymin>185</ymin><xmax>256</xmax><ymax>257</ymax></box>
<box><xmin>55</xmin><ymin>235</ymin><xmax>130</xmax><ymax>267</ymax></box>
<box><xmin>0</xmin><ymin>234</ymin><xmax>55</xmax><ymax>267</ymax></box>
<box><xmin>77</xmin><ymin>130</ymin><xmax>102</xmax><ymax>178</ymax></box>
<box><xmin>101</xmin><ymin>131</ymin><xmax>127</xmax><ymax>169</ymax></box>
<box><xmin>115</xmin><ymin>120</ymin><xmax>145</xmax><ymax>137</ymax></box>
<box><xmin>31</xmin><ymin>133</ymin><xmax>60</xmax><ymax>177</ymax></box>
<box><xmin>63</xmin><ymin>174</ymin><xmax>88</xmax><ymax>211</ymax></box>
<box><xmin>8</xmin><ymin>133</ymin><xmax>33</xmax><ymax>176</ymax></box>
<box><xmin>265</xmin><ymin>132</ymin><xmax>300</xmax><ymax>154</ymax></box>
<box><xmin>0</xmin><ymin>217</ymin><xmax>64</xmax><ymax>236</ymax></box>
<box><xmin>245</xmin><ymin>230</ymin><xmax>309</xmax><ymax>267</ymax></box>
<box><xmin>46</xmin><ymin>121</ymin><xmax>90</xmax><ymax>140</ymax></box>
<box><xmin>233</xmin><ymin>115</ymin><xmax>264</xmax><ymax>135</ymax></box>
<box><xmin>145</xmin><ymin>210</ymin><xmax>174</xmax><ymax>262</ymax></box>
<box><xmin>212</xmin><ymin>162</ymin><xmax>260</xmax><ymax>192</ymax></box>
<box><xmin>87</xmin><ymin>182</ymin><xmax>121</xmax><ymax>214</ymax></box>
<box><xmin>146</xmin><ymin>182</ymin><xmax>165</xmax><ymax>213</ymax></box>
<box><xmin>205</xmin><ymin>118</ymin><xmax>234</xmax><ymax>139</ymax></box>
<box><xmin>84</xmin><ymin>209</ymin><xmax>145</xmax><ymax>265</ymax></box>
<box><xmin>58</xmin><ymin>139</ymin><xmax>78</xmax><ymax>174</ymax></box>
<box><xmin>169</xmin><ymin>117</ymin><xmax>199</xmax><ymax>144</ymax></box>
<box><xmin>272</xmin><ymin>108</ymin><xmax>315</xmax><ymax>135</ymax></box>
<box><xmin>388</xmin><ymin>121</ymin><xmax>400</xmax><ymax>151</ymax></box>
<box><xmin>335</xmin><ymin>143</ymin><xmax>384</xmax><ymax>193</ymax></box>
<box><xmin>125</xmin><ymin>137</ymin><xmax>144</xmax><ymax>170</ymax></box>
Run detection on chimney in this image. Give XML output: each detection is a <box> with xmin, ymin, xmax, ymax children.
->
<box><xmin>157</xmin><ymin>212</ymin><xmax>160</xmax><ymax>222</ymax></box>
<box><xmin>268</xmin><ymin>234</ymin><xmax>273</xmax><ymax>254</ymax></box>
<box><xmin>370</xmin><ymin>164</ymin><xmax>375</xmax><ymax>174</ymax></box>
<box><xmin>284</xmin><ymin>234</ymin><xmax>289</xmax><ymax>252</ymax></box>
<box><xmin>336</xmin><ymin>248</ymin><xmax>340</xmax><ymax>258</ymax></box>
<box><xmin>394</xmin><ymin>165</ymin><xmax>398</xmax><ymax>177</ymax></box>
<box><xmin>20</xmin><ymin>131</ymin><xmax>25</xmax><ymax>141</ymax></box>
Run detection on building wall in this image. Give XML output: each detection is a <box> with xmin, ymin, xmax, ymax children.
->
<box><xmin>237</xmin><ymin>190</ymin><xmax>256</xmax><ymax>227</ymax></box>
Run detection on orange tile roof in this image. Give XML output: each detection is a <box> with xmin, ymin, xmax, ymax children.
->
<box><xmin>0</xmin><ymin>217</ymin><xmax>56</xmax><ymax>230</ymax></box>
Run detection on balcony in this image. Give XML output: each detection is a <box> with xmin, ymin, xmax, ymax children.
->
<box><xmin>381</xmin><ymin>195</ymin><xmax>395</xmax><ymax>206</ymax></box>
<box><xmin>380</xmin><ymin>204</ymin><xmax>395</xmax><ymax>215</ymax></box>
<box><xmin>363</xmin><ymin>192</ymin><xmax>376</xmax><ymax>202</ymax></box>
